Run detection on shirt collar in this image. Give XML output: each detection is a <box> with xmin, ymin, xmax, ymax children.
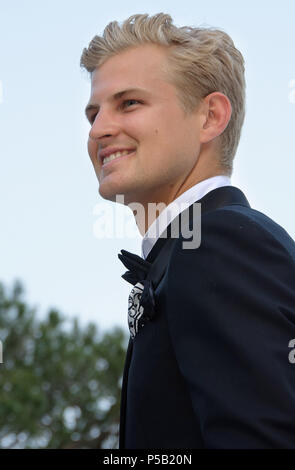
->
<box><xmin>141</xmin><ymin>175</ymin><xmax>232</xmax><ymax>259</ymax></box>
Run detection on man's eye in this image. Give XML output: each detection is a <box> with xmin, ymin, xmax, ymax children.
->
<box><xmin>89</xmin><ymin>100</ymin><xmax>140</xmax><ymax>124</ymax></box>
<box><xmin>122</xmin><ymin>99</ymin><xmax>140</xmax><ymax>108</ymax></box>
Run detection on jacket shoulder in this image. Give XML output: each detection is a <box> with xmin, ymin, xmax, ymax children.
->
<box><xmin>179</xmin><ymin>203</ymin><xmax>295</xmax><ymax>263</ymax></box>
<box><xmin>217</xmin><ymin>205</ymin><xmax>295</xmax><ymax>260</ymax></box>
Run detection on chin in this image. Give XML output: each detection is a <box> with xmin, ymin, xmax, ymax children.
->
<box><xmin>98</xmin><ymin>183</ymin><xmax>130</xmax><ymax>206</ymax></box>
<box><xmin>98</xmin><ymin>180</ymin><xmax>146</xmax><ymax>207</ymax></box>
<box><xmin>98</xmin><ymin>185</ymin><xmax>117</xmax><ymax>202</ymax></box>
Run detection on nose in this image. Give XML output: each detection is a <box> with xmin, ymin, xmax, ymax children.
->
<box><xmin>88</xmin><ymin>109</ymin><xmax>120</xmax><ymax>141</ymax></box>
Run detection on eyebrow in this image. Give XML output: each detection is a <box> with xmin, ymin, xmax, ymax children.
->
<box><xmin>84</xmin><ymin>87</ymin><xmax>149</xmax><ymax>118</ymax></box>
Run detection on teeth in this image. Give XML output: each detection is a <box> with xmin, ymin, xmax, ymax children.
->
<box><xmin>103</xmin><ymin>150</ymin><xmax>133</xmax><ymax>164</ymax></box>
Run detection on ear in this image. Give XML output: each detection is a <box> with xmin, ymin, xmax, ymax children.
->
<box><xmin>199</xmin><ymin>92</ymin><xmax>232</xmax><ymax>144</ymax></box>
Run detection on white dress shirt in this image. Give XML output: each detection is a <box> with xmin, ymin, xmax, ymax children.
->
<box><xmin>141</xmin><ymin>175</ymin><xmax>232</xmax><ymax>259</ymax></box>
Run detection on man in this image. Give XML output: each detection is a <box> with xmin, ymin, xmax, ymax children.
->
<box><xmin>80</xmin><ymin>13</ymin><xmax>295</xmax><ymax>448</ymax></box>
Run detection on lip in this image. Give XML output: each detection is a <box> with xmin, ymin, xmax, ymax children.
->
<box><xmin>101</xmin><ymin>150</ymin><xmax>136</xmax><ymax>168</ymax></box>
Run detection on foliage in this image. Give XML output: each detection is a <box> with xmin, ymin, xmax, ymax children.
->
<box><xmin>0</xmin><ymin>279</ymin><xmax>128</xmax><ymax>449</ymax></box>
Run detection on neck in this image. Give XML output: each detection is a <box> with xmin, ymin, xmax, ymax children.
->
<box><xmin>130</xmin><ymin>149</ymin><xmax>230</xmax><ymax>236</ymax></box>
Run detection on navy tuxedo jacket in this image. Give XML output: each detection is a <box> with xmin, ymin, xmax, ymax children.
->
<box><xmin>119</xmin><ymin>186</ymin><xmax>295</xmax><ymax>449</ymax></box>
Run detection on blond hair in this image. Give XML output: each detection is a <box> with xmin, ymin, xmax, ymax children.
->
<box><xmin>80</xmin><ymin>13</ymin><xmax>246</xmax><ymax>174</ymax></box>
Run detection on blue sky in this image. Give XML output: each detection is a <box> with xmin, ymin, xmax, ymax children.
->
<box><xmin>1</xmin><ymin>0</ymin><xmax>294</xmax><ymax>333</ymax></box>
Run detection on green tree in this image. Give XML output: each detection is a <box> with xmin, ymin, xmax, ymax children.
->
<box><xmin>0</xmin><ymin>279</ymin><xmax>128</xmax><ymax>449</ymax></box>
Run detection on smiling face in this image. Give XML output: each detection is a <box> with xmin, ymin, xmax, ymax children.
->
<box><xmin>86</xmin><ymin>43</ymin><xmax>207</xmax><ymax>208</ymax></box>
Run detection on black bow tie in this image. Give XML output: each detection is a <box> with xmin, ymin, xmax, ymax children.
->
<box><xmin>118</xmin><ymin>249</ymin><xmax>156</xmax><ymax>337</ymax></box>
<box><xmin>118</xmin><ymin>249</ymin><xmax>151</xmax><ymax>285</ymax></box>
